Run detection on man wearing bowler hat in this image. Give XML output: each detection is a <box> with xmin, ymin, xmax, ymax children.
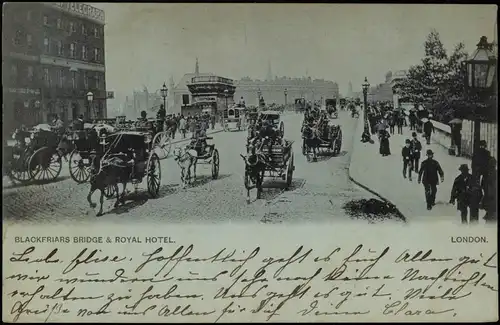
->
<box><xmin>418</xmin><ymin>149</ymin><xmax>444</xmax><ymax>210</ymax></box>
<box><xmin>450</xmin><ymin>164</ymin><xmax>474</xmax><ymax>224</ymax></box>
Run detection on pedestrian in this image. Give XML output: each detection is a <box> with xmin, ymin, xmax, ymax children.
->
<box><xmin>210</xmin><ymin>113</ymin><xmax>216</xmax><ymax>130</ymax></box>
<box><xmin>418</xmin><ymin>149</ymin><xmax>445</xmax><ymax>210</ymax></box>
<box><xmin>450</xmin><ymin>164</ymin><xmax>474</xmax><ymax>224</ymax></box>
<box><xmin>423</xmin><ymin>119</ymin><xmax>434</xmax><ymax>145</ymax></box>
<box><xmin>410</xmin><ymin>132</ymin><xmax>422</xmax><ymax>173</ymax></box>
<box><xmin>73</xmin><ymin>114</ymin><xmax>85</xmax><ymax>131</ymax></box>
<box><xmin>388</xmin><ymin>114</ymin><xmax>396</xmax><ymax>135</ymax></box>
<box><xmin>178</xmin><ymin>115</ymin><xmax>187</xmax><ymax>138</ymax></box>
<box><xmin>402</xmin><ymin>139</ymin><xmax>413</xmax><ymax>181</ymax></box>
<box><xmin>481</xmin><ymin>156</ymin><xmax>497</xmax><ymax>223</ymax></box>
<box><xmin>379</xmin><ymin>129</ymin><xmax>391</xmax><ymax>156</ymax></box>
<box><xmin>397</xmin><ymin>112</ymin><xmax>405</xmax><ymax>134</ymax></box>
<box><xmin>472</xmin><ymin>140</ymin><xmax>491</xmax><ymax>180</ymax></box>
<box><xmin>450</xmin><ymin>123</ymin><xmax>462</xmax><ymax>156</ymax></box>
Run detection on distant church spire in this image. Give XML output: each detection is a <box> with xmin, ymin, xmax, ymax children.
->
<box><xmin>169</xmin><ymin>76</ymin><xmax>175</xmax><ymax>89</ymax></box>
<box><xmin>195</xmin><ymin>57</ymin><xmax>200</xmax><ymax>76</ymax></box>
<box><xmin>266</xmin><ymin>60</ymin><xmax>273</xmax><ymax>81</ymax></box>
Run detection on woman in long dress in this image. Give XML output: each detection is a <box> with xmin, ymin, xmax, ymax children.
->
<box><xmin>379</xmin><ymin>130</ymin><xmax>391</xmax><ymax>156</ymax></box>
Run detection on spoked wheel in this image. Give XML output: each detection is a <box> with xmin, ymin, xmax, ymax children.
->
<box><xmin>8</xmin><ymin>150</ymin><xmax>33</xmax><ymax>184</ymax></box>
<box><xmin>146</xmin><ymin>153</ymin><xmax>161</xmax><ymax>198</ymax></box>
<box><xmin>302</xmin><ymin>139</ymin><xmax>307</xmax><ymax>156</ymax></box>
<box><xmin>335</xmin><ymin>130</ymin><xmax>343</xmax><ymax>155</ymax></box>
<box><xmin>152</xmin><ymin>131</ymin><xmax>171</xmax><ymax>159</ymax></box>
<box><xmin>244</xmin><ymin>170</ymin><xmax>253</xmax><ymax>190</ymax></box>
<box><xmin>285</xmin><ymin>151</ymin><xmax>294</xmax><ymax>190</ymax></box>
<box><xmin>104</xmin><ymin>185</ymin><xmax>115</xmax><ymax>199</ymax></box>
<box><xmin>211</xmin><ymin>149</ymin><xmax>219</xmax><ymax>179</ymax></box>
<box><xmin>69</xmin><ymin>149</ymin><xmax>91</xmax><ymax>183</ymax></box>
<box><xmin>28</xmin><ymin>147</ymin><xmax>62</xmax><ymax>182</ymax></box>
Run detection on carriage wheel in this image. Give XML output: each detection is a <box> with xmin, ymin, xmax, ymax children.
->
<box><xmin>104</xmin><ymin>185</ymin><xmax>115</xmax><ymax>199</ymax></box>
<box><xmin>8</xmin><ymin>151</ymin><xmax>33</xmax><ymax>184</ymax></box>
<box><xmin>279</xmin><ymin>122</ymin><xmax>284</xmax><ymax>137</ymax></box>
<box><xmin>302</xmin><ymin>139</ymin><xmax>308</xmax><ymax>156</ymax></box>
<box><xmin>211</xmin><ymin>149</ymin><xmax>219</xmax><ymax>179</ymax></box>
<box><xmin>285</xmin><ymin>152</ymin><xmax>294</xmax><ymax>190</ymax></box>
<box><xmin>335</xmin><ymin>130</ymin><xmax>343</xmax><ymax>154</ymax></box>
<box><xmin>152</xmin><ymin>132</ymin><xmax>171</xmax><ymax>159</ymax></box>
<box><xmin>28</xmin><ymin>147</ymin><xmax>62</xmax><ymax>182</ymax></box>
<box><xmin>146</xmin><ymin>153</ymin><xmax>161</xmax><ymax>198</ymax></box>
<box><xmin>69</xmin><ymin>149</ymin><xmax>91</xmax><ymax>183</ymax></box>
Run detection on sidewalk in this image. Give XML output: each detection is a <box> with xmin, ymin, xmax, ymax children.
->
<box><xmin>349</xmin><ymin>112</ymin><xmax>485</xmax><ymax>225</ymax></box>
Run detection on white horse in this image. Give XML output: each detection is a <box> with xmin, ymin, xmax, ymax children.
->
<box><xmin>173</xmin><ymin>147</ymin><xmax>198</xmax><ymax>188</ymax></box>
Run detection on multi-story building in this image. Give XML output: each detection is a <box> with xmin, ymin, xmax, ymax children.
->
<box><xmin>187</xmin><ymin>75</ymin><xmax>235</xmax><ymax>115</ymax></box>
<box><xmin>122</xmin><ymin>86</ymin><xmax>163</xmax><ymax>118</ymax></box>
<box><xmin>234</xmin><ymin>76</ymin><xmax>339</xmax><ymax>107</ymax></box>
<box><xmin>2</xmin><ymin>2</ymin><xmax>106</xmax><ymax>135</ymax></box>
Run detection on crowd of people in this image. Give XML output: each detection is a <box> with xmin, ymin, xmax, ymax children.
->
<box><xmin>362</xmin><ymin>101</ymin><xmax>496</xmax><ymax>224</ymax></box>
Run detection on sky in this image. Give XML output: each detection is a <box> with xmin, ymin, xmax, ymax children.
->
<box><xmin>91</xmin><ymin>3</ymin><xmax>497</xmax><ymax>105</ymax></box>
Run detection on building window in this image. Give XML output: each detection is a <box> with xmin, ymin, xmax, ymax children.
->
<box><xmin>43</xmin><ymin>15</ymin><xmax>49</xmax><ymax>26</ymax></box>
<box><xmin>43</xmin><ymin>68</ymin><xmax>50</xmax><ymax>86</ymax></box>
<box><xmin>27</xmin><ymin>11</ymin><xmax>32</xmax><ymax>21</ymax></box>
<box><xmin>57</xmin><ymin>40</ymin><xmax>63</xmax><ymax>56</ymax></box>
<box><xmin>13</xmin><ymin>30</ymin><xmax>22</xmax><ymax>46</ymax></box>
<box><xmin>82</xmin><ymin>45</ymin><xmax>87</xmax><ymax>60</ymax></box>
<box><xmin>44</xmin><ymin>37</ymin><xmax>50</xmax><ymax>53</ymax></box>
<box><xmin>70</xmin><ymin>43</ymin><xmax>76</xmax><ymax>58</ymax></box>
<box><xmin>27</xmin><ymin>66</ymin><xmax>34</xmax><ymax>82</ymax></box>
<box><xmin>83</xmin><ymin>71</ymin><xmax>88</xmax><ymax>89</ymax></box>
<box><xmin>26</xmin><ymin>34</ymin><xmax>32</xmax><ymax>48</ymax></box>
<box><xmin>182</xmin><ymin>94</ymin><xmax>190</xmax><ymax>105</ymax></box>
<box><xmin>71</xmin><ymin>71</ymin><xmax>78</xmax><ymax>89</ymax></box>
<box><xmin>95</xmin><ymin>75</ymin><xmax>100</xmax><ymax>90</ymax></box>
<box><xmin>57</xmin><ymin>18</ymin><xmax>62</xmax><ymax>29</ymax></box>
<box><xmin>11</xmin><ymin>64</ymin><xmax>18</xmax><ymax>82</ymax></box>
<box><xmin>94</xmin><ymin>48</ymin><xmax>100</xmax><ymax>62</ymax></box>
<box><xmin>81</xmin><ymin>24</ymin><xmax>87</xmax><ymax>35</ymax></box>
<box><xmin>57</xmin><ymin>69</ymin><xmax>64</xmax><ymax>88</ymax></box>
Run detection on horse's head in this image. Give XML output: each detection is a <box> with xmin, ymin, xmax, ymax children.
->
<box><xmin>172</xmin><ymin>147</ymin><xmax>183</xmax><ymax>161</ymax></box>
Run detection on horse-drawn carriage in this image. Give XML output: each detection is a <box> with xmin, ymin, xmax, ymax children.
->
<box><xmin>301</xmin><ymin>116</ymin><xmax>342</xmax><ymax>162</ymax></box>
<box><xmin>3</xmin><ymin>124</ymin><xmax>64</xmax><ymax>184</ymax></box>
<box><xmin>86</xmin><ymin>130</ymin><xmax>162</xmax><ymax>216</ymax></box>
<box><xmin>260</xmin><ymin>110</ymin><xmax>285</xmax><ymax>137</ymax></box>
<box><xmin>222</xmin><ymin>105</ymin><xmax>245</xmax><ymax>132</ymax></box>
<box><xmin>241</xmin><ymin>137</ymin><xmax>295</xmax><ymax>203</ymax></box>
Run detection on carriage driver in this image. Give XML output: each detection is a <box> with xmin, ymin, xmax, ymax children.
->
<box><xmin>190</xmin><ymin>122</ymin><xmax>209</xmax><ymax>156</ymax></box>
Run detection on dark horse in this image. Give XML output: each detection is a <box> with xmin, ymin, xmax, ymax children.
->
<box><xmin>87</xmin><ymin>153</ymin><xmax>131</xmax><ymax>217</ymax></box>
<box><xmin>240</xmin><ymin>141</ymin><xmax>267</xmax><ymax>203</ymax></box>
<box><xmin>301</xmin><ymin>123</ymin><xmax>320</xmax><ymax>162</ymax></box>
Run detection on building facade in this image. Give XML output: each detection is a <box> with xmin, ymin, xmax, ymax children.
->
<box><xmin>186</xmin><ymin>76</ymin><xmax>235</xmax><ymax>115</ymax></box>
<box><xmin>2</xmin><ymin>2</ymin><xmax>106</xmax><ymax>135</ymax></box>
<box><xmin>233</xmin><ymin>76</ymin><xmax>340</xmax><ymax>106</ymax></box>
<box><xmin>122</xmin><ymin>87</ymin><xmax>163</xmax><ymax>119</ymax></box>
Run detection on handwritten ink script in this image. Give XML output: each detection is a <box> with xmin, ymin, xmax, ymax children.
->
<box><xmin>3</xmin><ymin>243</ymin><xmax>497</xmax><ymax>322</ymax></box>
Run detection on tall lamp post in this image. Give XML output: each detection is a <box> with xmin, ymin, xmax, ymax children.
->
<box><xmin>465</xmin><ymin>36</ymin><xmax>497</xmax><ymax>222</ymax></box>
<box><xmin>224</xmin><ymin>88</ymin><xmax>229</xmax><ymax>109</ymax></box>
<box><xmin>160</xmin><ymin>82</ymin><xmax>168</xmax><ymax>114</ymax></box>
<box><xmin>257</xmin><ymin>88</ymin><xmax>262</xmax><ymax>104</ymax></box>
<box><xmin>362</xmin><ymin>77</ymin><xmax>371</xmax><ymax>140</ymax></box>
<box><xmin>284</xmin><ymin>88</ymin><xmax>288</xmax><ymax>107</ymax></box>
<box><xmin>86</xmin><ymin>91</ymin><xmax>94</xmax><ymax>119</ymax></box>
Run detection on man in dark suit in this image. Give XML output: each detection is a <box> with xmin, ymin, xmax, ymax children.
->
<box><xmin>423</xmin><ymin>119</ymin><xmax>434</xmax><ymax>145</ymax></box>
<box><xmin>418</xmin><ymin>149</ymin><xmax>444</xmax><ymax>210</ymax></box>
<box><xmin>450</xmin><ymin>164</ymin><xmax>474</xmax><ymax>224</ymax></box>
<box><xmin>410</xmin><ymin>132</ymin><xmax>422</xmax><ymax>173</ymax></box>
<box><xmin>402</xmin><ymin>139</ymin><xmax>413</xmax><ymax>181</ymax></box>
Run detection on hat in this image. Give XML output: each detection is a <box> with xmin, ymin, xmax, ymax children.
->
<box><xmin>405</xmin><ymin>139</ymin><xmax>411</xmax><ymax>144</ymax></box>
<box><xmin>412</xmin><ymin>132</ymin><xmax>417</xmax><ymax>137</ymax></box>
<box><xmin>459</xmin><ymin>164</ymin><xmax>469</xmax><ymax>171</ymax></box>
<box><xmin>480</xmin><ymin>140</ymin><xmax>487</xmax><ymax>147</ymax></box>
<box><xmin>426</xmin><ymin>149</ymin><xmax>434</xmax><ymax>155</ymax></box>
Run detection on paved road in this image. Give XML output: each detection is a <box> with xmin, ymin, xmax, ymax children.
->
<box><xmin>3</xmin><ymin>111</ymin><xmax>399</xmax><ymax>226</ymax></box>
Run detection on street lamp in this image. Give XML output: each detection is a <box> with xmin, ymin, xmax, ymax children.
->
<box><xmin>160</xmin><ymin>82</ymin><xmax>168</xmax><ymax>114</ymax></box>
<box><xmin>284</xmin><ymin>88</ymin><xmax>288</xmax><ymax>106</ymax></box>
<box><xmin>465</xmin><ymin>36</ymin><xmax>497</xmax><ymax>222</ymax></box>
<box><xmin>224</xmin><ymin>88</ymin><xmax>229</xmax><ymax>109</ymax></box>
<box><xmin>362</xmin><ymin>77</ymin><xmax>371</xmax><ymax>140</ymax></box>
<box><xmin>86</xmin><ymin>91</ymin><xmax>94</xmax><ymax>119</ymax></box>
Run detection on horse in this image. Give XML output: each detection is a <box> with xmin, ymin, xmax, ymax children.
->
<box><xmin>240</xmin><ymin>150</ymin><xmax>266</xmax><ymax>204</ymax></box>
<box><xmin>301</xmin><ymin>123</ymin><xmax>320</xmax><ymax>162</ymax></box>
<box><xmin>87</xmin><ymin>153</ymin><xmax>130</xmax><ymax>217</ymax></box>
<box><xmin>173</xmin><ymin>146</ymin><xmax>198</xmax><ymax>188</ymax></box>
